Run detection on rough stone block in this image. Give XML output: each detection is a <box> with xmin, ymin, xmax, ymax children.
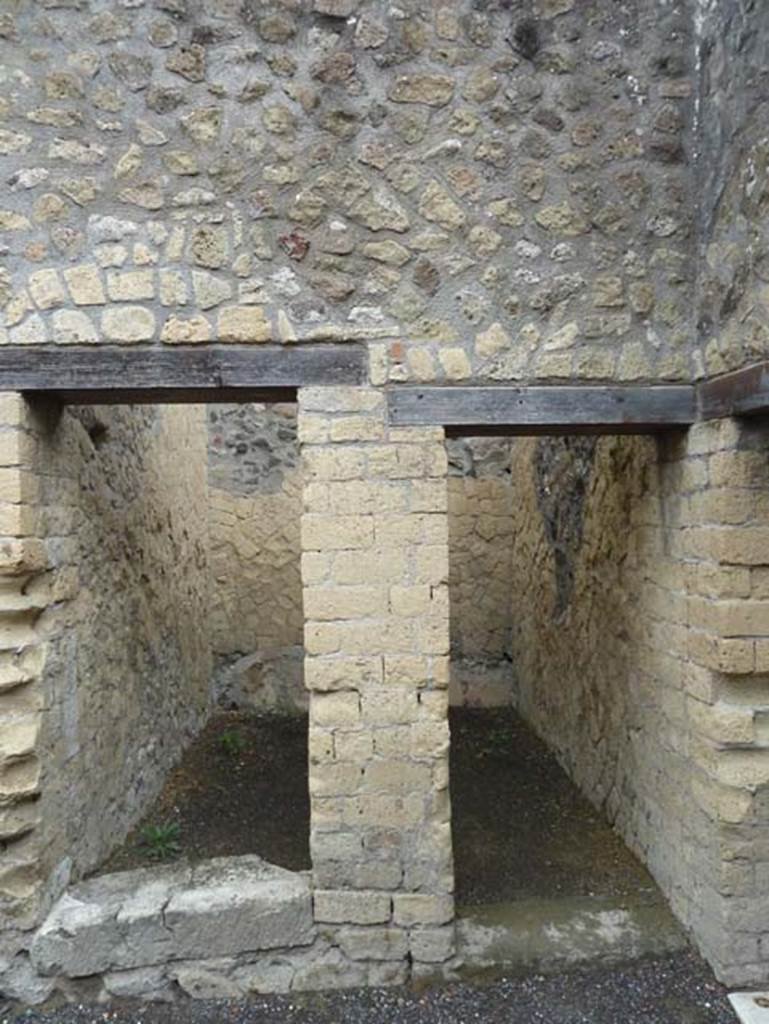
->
<box><xmin>314</xmin><ymin>889</ymin><xmax>391</xmax><ymax>925</ymax></box>
<box><xmin>336</xmin><ymin>926</ymin><xmax>408</xmax><ymax>961</ymax></box>
<box><xmin>170</xmin><ymin>962</ymin><xmax>243</xmax><ymax>1000</ymax></box>
<box><xmin>101</xmin><ymin>306</ymin><xmax>155</xmax><ymax>342</ymax></box>
<box><xmin>392</xmin><ymin>893</ymin><xmax>453</xmax><ymax>927</ymax></box>
<box><xmin>103</xmin><ymin>965</ymin><xmax>172</xmax><ymax>1000</ymax></box>
<box><xmin>63</xmin><ymin>264</ymin><xmax>105</xmax><ymax>306</ymax></box>
<box><xmin>217</xmin><ymin>306</ymin><xmax>271</xmax><ymax>343</ymax></box>
<box><xmin>302</xmin><ymin>515</ymin><xmax>373</xmax><ymax>552</ymax></box>
<box><xmin>305</xmin><ymin>656</ymin><xmax>383</xmax><ymax>692</ymax></box>
<box><xmin>363</xmin><ymin>760</ymin><xmax>433</xmax><ymax>795</ymax></box>
<box><xmin>164</xmin><ymin>859</ymin><xmax>315</xmax><ymax>959</ymax></box>
<box><xmin>31</xmin><ymin>857</ymin><xmax>314</xmax><ymax>977</ymax></box>
<box><xmin>304</xmin><ymin>586</ymin><xmax>388</xmax><ymax>621</ymax></box>
<box><xmin>310</xmin><ymin>691</ymin><xmax>361</xmax><ymax>728</ymax></box>
<box><xmin>0</xmin><ymin>430</ymin><xmax>36</xmax><ymax>470</ymax></box>
<box><xmin>409</xmin><ymin>925</ymin><xmax>455</xmax><ymax>963</ymax></box>
<box><xmin>309</xmin><ymin>762</ymin><xmax>362</xmax><ymax>797</ymax></box>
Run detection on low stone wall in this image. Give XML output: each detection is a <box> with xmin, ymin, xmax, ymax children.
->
<box><xmin>28</xmin><ymin>856</ymin><xmax>321</xmax><ymax>1001</ymax></box>
<box><xmin>14</xmin><ymin>848</ymin><xmax>461</xmax><ymax>1002</ymax></box>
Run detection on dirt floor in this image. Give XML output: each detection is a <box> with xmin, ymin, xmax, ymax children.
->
<box><xmin>4</xmin><ymin>952</ymin><xmax>736</xmax><ymax>1024</ymax></box>
<box><xmin>102</xmin><ymin>712</ymin><xmax>311</xmax><ymax>875</ymax></box>
<box><xmin>450</xmin><ymin>707</ymin><xmax>660</xmax><ymax>907</ymax></box>
<box><xmin>103</xmin><ymin>706</ymin><xmax>663</xmax><ymax>914</ymax></box>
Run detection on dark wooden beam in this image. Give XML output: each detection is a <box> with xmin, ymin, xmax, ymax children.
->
<box><xmin>698</xmin><ymin>362</ymin><xmax>769</xmax><ymax>419</ymax></box>
<box><xmin>388</xmin><ymin>385</ymin><xmax>697</xmax><ymax>436</ymax></box>
<box><xmin>40</xmin><ymin>387</ymin><xmax>298</xmax><ymax>406</ymax></box>
<box><xmin>0</xmin><ymin>344</ymin><xmax>366</xmax><ymax>404</ymax></box>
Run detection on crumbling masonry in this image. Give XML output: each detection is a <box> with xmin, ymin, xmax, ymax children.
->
<box><xmin>0</xmin><ymin>0</ymin><xmax>768</xmax><ymax>1003</ymax></box>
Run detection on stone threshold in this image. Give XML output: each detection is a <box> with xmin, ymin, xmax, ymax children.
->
<box><xmin>30</xmin><ymin>855</ymin><xmax>316</xmax><ymax>992</ymax></box>
<box><xmin>454</xmin><ymin>896</ymin><xmax>688</xmax><ymax>980</ymax></box>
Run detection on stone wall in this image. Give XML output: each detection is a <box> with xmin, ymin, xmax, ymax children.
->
<box><xmin>207</xmin><ymin>403</ymin><xmax>304</xmax><ymax>712</ymax></box>
<box><xmin>0</xmin><ymin>397</ymin><xmax>212</xmax><ymax>997</ymax></box>
<box><xmin>204</xmin><ymin>413</ymin><xmax>516</xmax><ymax>712</ymax></box>
<box><xmin>507</xmin><ymin>424</ymin><xmax>769</xmax><ymax>986</ymax></box>
<box><xmin>447</xmin><ymin>437</ymin><xmax>514</xmax><ymax>706</ymax></box>
<box><xmin>1</xmin><ymin>0</ymin><xmax>695</xmax><ymax>383</ymax></box>
<box><xmin>0</xmin><ymin>0</ymin><xmax>768</xmax><ymax>999</ymax></box>
<box><xmin>35</xmin><ymin>402</ymin><xmax>212</xmax><ymax>883</ymax></box>
<box><xmin>300</xmin><ymin>386</ymin><xmax>455</xmax><ymax>978</ymax></box>
<box><xmin>695</xmin><ymin>0</ymin><xmax>769</xmax><ymax>376</ymax></box>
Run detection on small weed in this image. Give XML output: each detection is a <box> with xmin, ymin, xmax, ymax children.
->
<box><xmin>140</xmin><ymin>820</ymin><xmax>181</xmax><ymax>860</ymax></box>
<box><xmin>219</xmin><ymin>728</ymin><xmax>247</xmax><ymax>758</ymax></box>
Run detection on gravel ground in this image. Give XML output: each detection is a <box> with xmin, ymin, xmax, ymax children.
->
<box><xmin>4</xmin><ymin>952</ymin><xmax>736</xmax><ymax>1024</ymax></box>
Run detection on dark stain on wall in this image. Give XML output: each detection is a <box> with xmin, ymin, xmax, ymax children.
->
<box><xmin>533</xmin><ymin>436</ymin><xmax>597</xmax><ymax>619</ymax></box>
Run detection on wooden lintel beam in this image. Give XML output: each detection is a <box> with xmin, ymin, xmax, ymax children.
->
<box><xmin>388</xmin><ymin>385</ymin><xmax>697</xmax><ymax>435</ymax></box>
<box><xmin>41</xmin><ymin>387</ymin><xmax>298</xmax><ymax>406</ymax></box>
<box><xmin>698</xmin><ymin>362</ymin><xmax>769</xmax><ymax>420</ymax></box>
<box><xmin>0</xmin><ymin>344</ymin><xmax>366</xmax><ymax>404</ymax></box>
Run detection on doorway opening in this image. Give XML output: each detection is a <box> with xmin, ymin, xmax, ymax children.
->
<box><xmin>33</xmin><ymin>399</ymin><xmax>309</xmax><ymax>885</ymax></box>
<box><xmin>448</xmin><ymin>433</ymin><xmax>688</xmax><ymax>973</ymax></box>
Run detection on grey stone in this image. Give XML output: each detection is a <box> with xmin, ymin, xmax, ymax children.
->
<box><xmin>166</xmin><ymin>46</ymin><xmax>206</xmax><ymax>83</ymax></box>
<box><xmin>31</xmin><ymin>865</ymin><xmax>183</xmax><ymax>977</ymax></box>
<box><xmin>164</xmin><ymin>858</ymin><xmax>315</xmax><ymax>959</ymax></box>
<box><xmin>108</xmin><ymin>53</ymin><xmax>153</xmax><ymax>92</ymax></box>
<box><xmin>171</xmin><ymin>962</ymin><xmax>243</xmax><ymax>999</ymax></box>
<box><xmin>234</xmin><ymin>958</ymin><xmax>295</xmax><ymax>994</ymax></box>
<box><xmin>103</xmin><ymin>964</ymin><xmax>172</xmax><ymax>1000</ymax></box>
<box><xmin>0</xmin><ymin>954</ymin><xmax>56</xmax><ymax>1005</ymax></box>
<box><xmin>31</xmin><ymin>857</ymin><xmax>314</xmax><ymax>978</ymax></box>
<box><xmin>313</xmin><ymin>0</ymin><xmax>360</xmax><ymax>16</ymax></box>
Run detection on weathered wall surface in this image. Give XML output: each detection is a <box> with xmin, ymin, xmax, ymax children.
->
<box><xmin>207</xmin><ymin>403</ymin><xmax>304</xmax><ymax>712</ymax></box>
<box><xmin>508</xmin><ymin>434</ymin><xmax>654</xmax><ymax>813</ymax></box>
<box><xmin>1</xmin><ymin>0</ymin><xmax>695</xmax><ymax>383</ymax></box>
<box><xmin>35</xmin><ymin>403</ymin><xmax>212</xmax><ymax>885</ymax></box>
<box><xmin>447</xmin><ymin>438</ymin><xmax>514</xmax><ymax>705</ymax></box>
<box><xmin>0</xmin><ymin>397</ymin><xmax>212</xmax><ymax>998</ymax></box>
<box><xmin>695</xmin><ymin>0</ymin><xmax>769</xmax><ymax>375</ymax></box>
<box><xmin>507</xmin><ymin>425</ymin><xmax>769</xmax><ymax>986</ymax></box>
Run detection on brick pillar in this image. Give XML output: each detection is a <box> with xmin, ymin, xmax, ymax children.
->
<box><xmin>677</xmin><ymin>418</ymin><xmax>769</xmax><ymax>986</ymax></box>
<box><xmin>298</xmin><ymin>386</ymin><xmax>454</xmax><ymax>976</ymax></box>
<box><xmin>0</xmin><ymin>395</ymin><xmax>49</xmax><ymax>931</ymax></box>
